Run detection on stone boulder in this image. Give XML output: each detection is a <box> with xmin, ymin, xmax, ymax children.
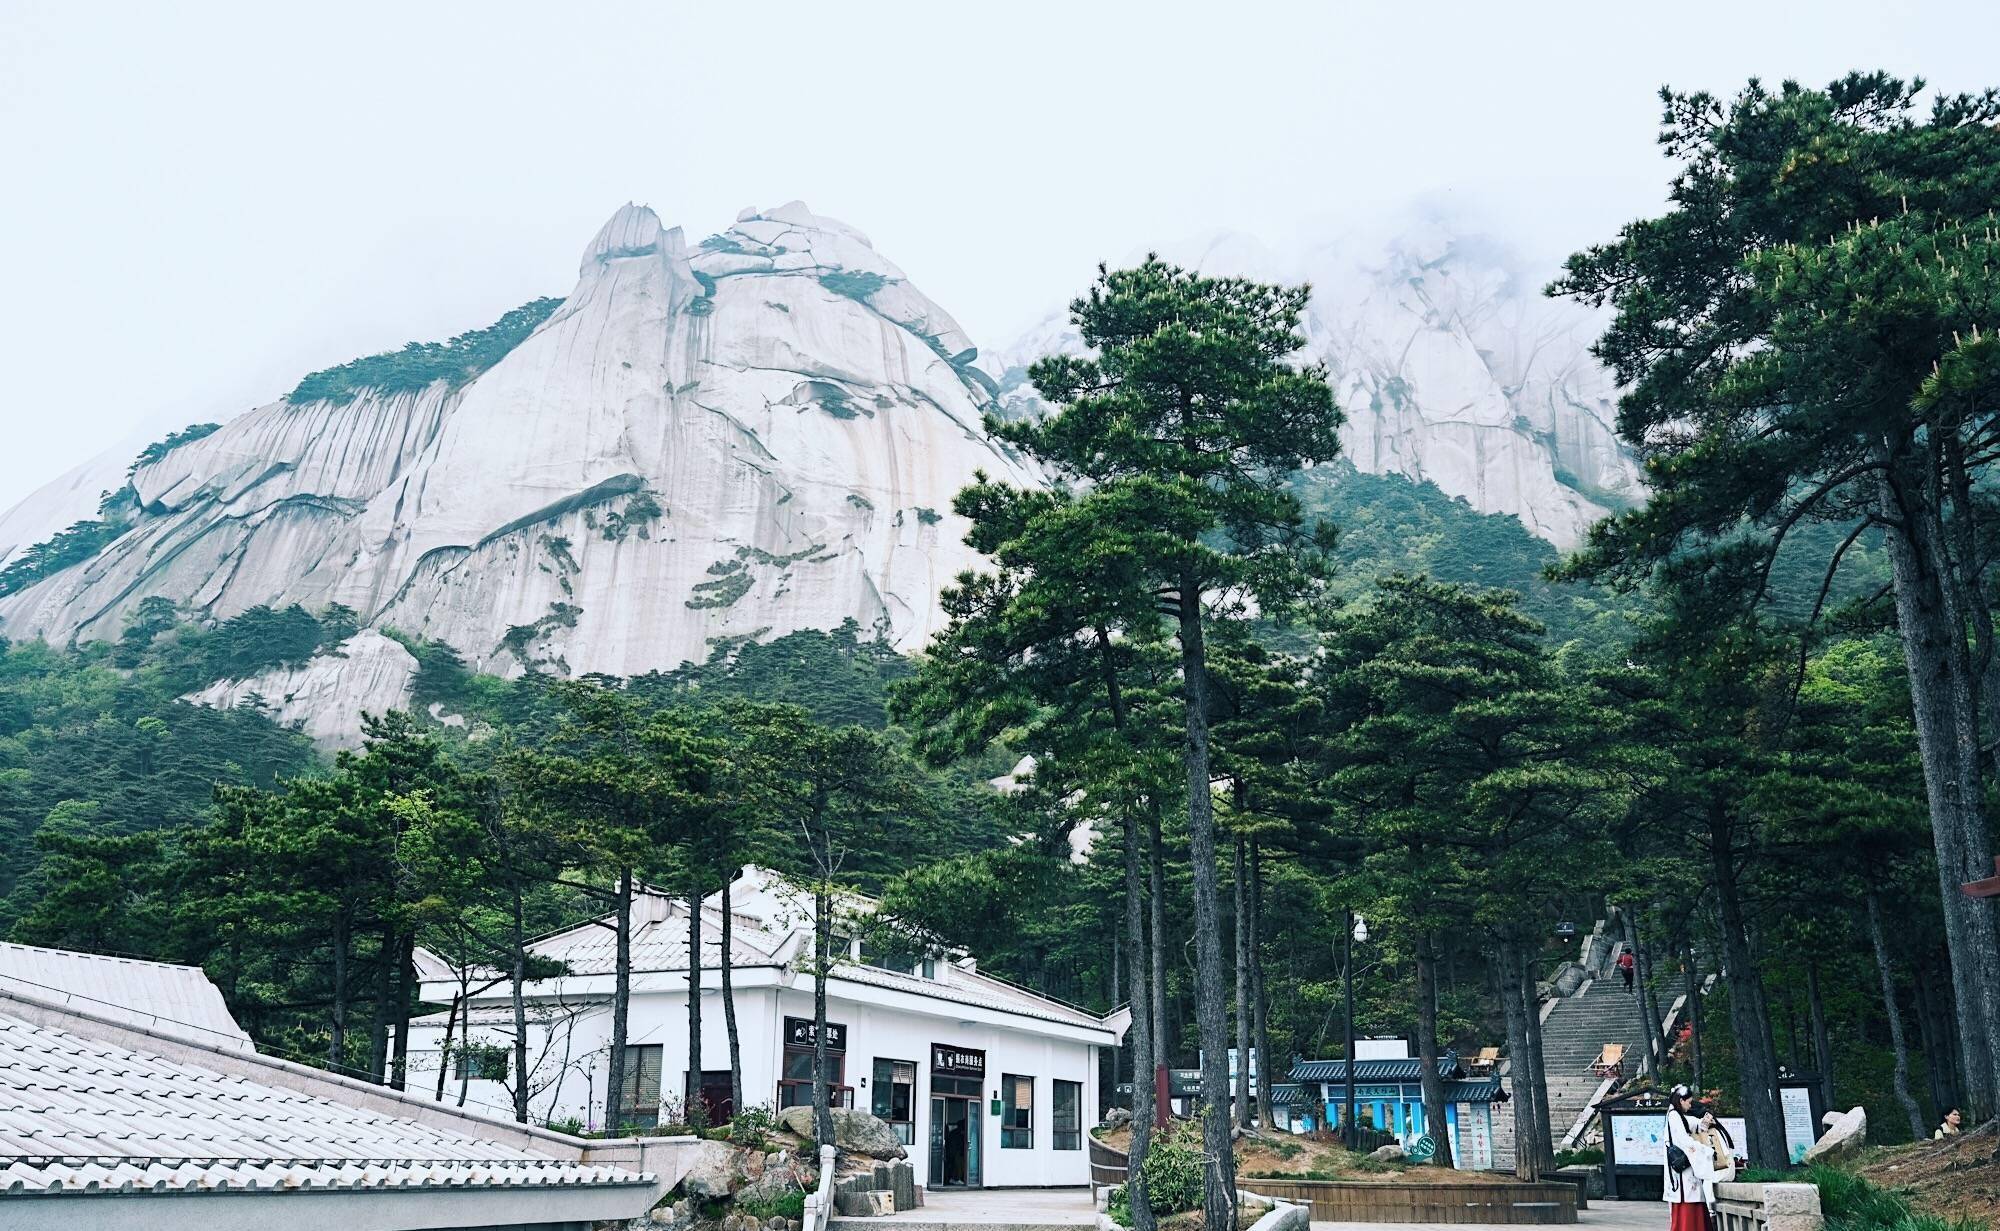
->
<box><xmin>1101</xmin><ymin>1107</ymin><xmax>1133</xmax><ymax>1130</ymax></box>
<box><xmin>774</xmin><ymin>1106</ymin><xmax>908</xmax><ymax>1160</ymax></box>
<box><xmin>733</xmin><ymin>1152</ymin><xmax>811</xmax><ymax>1206</ymax></box>
<box><xmin>1369</xmin><ymin>1143</ymin><xmax>1406</xmax><ymax>1162</ymax></box>
<box><xmin>1805</xmin><ymin>1106</ymin><xmax>1868</xmax><ymax>1164</ymax></box>
<box><xmin>680</xmin><ymin>1138</ymin><xmax>767</xmax><ymax>1199</ymax></box>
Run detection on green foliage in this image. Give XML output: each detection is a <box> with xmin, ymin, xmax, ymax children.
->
<box><xmin>287</xmin><ymin>297</ymin><xmax>563</xmax><ymax>406</ymax></box>
<box><xmin>1767</xmin><ymin>1166</ymin><xmax>1987</xmax><ymax>1231</ymax></box>
<box><xmin>1553</xmin><ymin>1147</ymin><xmax>1604</xmax><ymax>1167</ymax></box>
<box><xmin>735</xmin><ymin>1188</ymin><xmax>806</xmax><ymax>1219</ymax></box>
<box><xmin>128</xmin><ymin>423</ymin><xmax>221</xmax><ymax>474</ymax></box>
<box><xmin>817</xmin><ymin>269</ymin><xmax>888</xmax><ymax>300</ymax></box>
<box><xmin>0</xmin><ymin>518</ymin><xmax>123</xmax><ymax>598</ymax></box>
<box><xmin>686</xmin><ymin>570</ymin><xmax>753</xmax><ymax>609</ymax></box>
<box><xmin>1136</xmin><ymin>1120</ymin><xmax>1205</xmax><ymax>1213</ymax></box>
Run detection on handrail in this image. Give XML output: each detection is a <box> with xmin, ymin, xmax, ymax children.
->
<box><xmin>1712</xmin><ymin>1181</ymin><xmax>1824</xmax><ymax>1231</ymax></box>
<box><xmin>801</xmin><ymin>1143</ymin><xmax>837</xmax><ymax>1231</ymax></box>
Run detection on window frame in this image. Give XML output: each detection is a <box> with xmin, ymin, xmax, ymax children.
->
<box><xmin>618</xmin><ymin>1043</ymin><xmax>663</xmax><ymax>1128</ymax></box>
<box><xmin>872</xmin><ymin>1058</ymin><xmax>918</xmax><ymax>1144</ymax></box>
<box><xmin>1053</xmin><ymin>1078</ymin><xmax>1083</xmax><ymax>1151</ymax></box>
<box><xmin>451</xmin><ymin>1042</ymin><xmax>509</xmax><ymax>1083</ymax></box>
<box><xmin>1000</xmin><ymin>1073</ymin><xmax>1034</xmax><ymax>1149</ymax></box>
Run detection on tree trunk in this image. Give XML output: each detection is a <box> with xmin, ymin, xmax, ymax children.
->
<box><xmin>1519</xmin><ymin>950</ymin><xmax>1555</xmax><ymax>1171</ymax></box>
<box><xmin>687</xmin><ymin>890</ymin><xmax>704</xmax><ymax>1126</ymax></box>
<box><xmin>367</xmin><ymin>927</ymin><xmax>395</xmax><ymax>1083</ymax></box>
<box><xmin>1498</xmin><ymin>939</ymin><xmax>1538</xmax><ymax>1179</ymax></box>
<box><xmin>813</xmin><ymin>872</ymin><xmax>835</xmax><ymax>1150</ymax></box>
<box><xmin>1866</xmin><ymin>893</ymin><xmax>1927</xmax><ymax>1141</ymax></box>
<box><xmin>1688</xmin><ymin>948</ymin><xmax>1705</xmax><ymax>1094</ymax></box>
<box><xmin>328</xmin><ymin>909</ymin><xmax>350</xmax><ymax>1073</ymax></box>
<box><xmin>722</xmin><ymin>874</ymin><xmax>743</xmax><ymax>1121</ymax></box>
<box><xmin>511</xmin><ymin>884</ymin><xmax>531</xmax><ymax>1122</ymax></box>
<box><xmin>603</xmin><ymin>868</ymin><xmax>634</xmax><ymax>1133</ymax></box>
<box><xmin>390</xmin><ymin>931</ymin><xmax>416</xmax><ymax>1090</ymax></box>
<box><xmin>1877</xmin><ymin>461</ymin><xmax>2000</xmax><ymax>1119</ymax></box>
<box><xmin>1124</xmin><ymin>806</ymin><xmax>1157</xmax><ymax>1231</ymax></box>
<box><xmin>1805</xmin><ymin>961</ymin><xmax>1835</xmax><ymax>1113</ymax></box>
<box><xmin>1712</xmin><ymin>826</ymin><xmax>1787</xmax><ymax>1167</ymax></box>
<box><xmin>1912</xmin><ymin>955</ymin><xmax>1958</xmax><ymax>1116</ymax></box>
<box><xmin>1619</xmin><ymin>908</ymin><xmax>1659</xmax><ymax>1080</ymax></box>
<box><xmin>1175</xmin><ymin>582</ymin><xmax>1236</xmax><ymax>1231</ymax></box>
<box><xmin>1148</xmin><ymin>806</ymin><xmax>1169</xmax><ymax>1073</ymax></box>
<box><xmin>1414</xmin><ymin>935</ymin><xmax>1455</xmax><ymax>1168</ymax></box>
<box><xmin>1233</xmin><ymin>833</ymin><xmax>1252</xmax><ymax>1131</ymax></box>
<box><xmin>1252</xmin><ymin>841</ymin><xmax>1274</xmax><ymax>1134</ymax></box>
<box><xmin>435</xmin><ymin>982</ymin><xmax>461</xmax><ymax>1102</ymax></box>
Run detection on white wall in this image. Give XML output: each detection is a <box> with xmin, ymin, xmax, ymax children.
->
<box><xmin>408</xmin><ymin>975</ymin><xmax>1099</xmax><ymax>1188</ymax></box>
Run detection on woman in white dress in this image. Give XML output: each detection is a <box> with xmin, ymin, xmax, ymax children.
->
<box><xmin>1662</xmin><ymin>1086</ymin><xmax>1723</xmax><ymax>1231</ymax></box>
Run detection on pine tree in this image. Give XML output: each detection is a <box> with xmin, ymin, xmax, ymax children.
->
<box><xmin>996</xmin><ymin>260</ymin><xmax>1343</xmax><ymax>1225</ymax></box>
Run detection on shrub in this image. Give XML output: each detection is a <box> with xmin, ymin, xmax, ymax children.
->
<box><xmin>1554</xmin><ymin>1147</ymin><xmax>1605</xmax><ymax>1167</ymax></box>
<box><xmin>737</xmin><ymin>1189</ymin><xmax>806</xmax><ymax>1219</ymax></box>
<box><xmin>730</xmin><ymin>1103</ymin><xmax>778</xmax><ymax>1151</ymax></box>
<box><xmin>1137</xmin><ymin>1121</ymin><xmax>1205</xmax><ymax>1214</ymax></box>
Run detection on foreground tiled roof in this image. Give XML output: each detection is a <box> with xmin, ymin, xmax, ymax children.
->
<box><xmin>0</xmin><ymin>943</ymin><xmax>251</xmax><ymax>1051</ymax></box>
<box><xmin>0</xmin><ymin>1011</ymin><xmax>645</xmax><ymax>1195</ymax></box>
<box><xmin>1290</xmin><ymin>1055</ymin><xmax>1461</xmax><ymax>1083</ymax></box>
<box><xmin>1443</xmin><ymin>1077</ymin><xmax>1503</xmax><ymax>1104</ymax></box>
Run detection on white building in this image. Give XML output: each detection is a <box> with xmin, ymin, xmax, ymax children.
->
<box><xmin>409</xmin><ymin>866</ymin><xmax>1125</xmax><ymax>1190</ymax></box>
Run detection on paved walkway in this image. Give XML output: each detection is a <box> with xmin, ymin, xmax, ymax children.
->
<box><xmin>1312</xmin><ymin>1197</ymin><xmax>1663</xmax><ymax>1231</ymax></box>
<box><xmin>831</xmin><ymin>1185</ymin><xmax>1097</xmax><ymax>1229</ymax></box>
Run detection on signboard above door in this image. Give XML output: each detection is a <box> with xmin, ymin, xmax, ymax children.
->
<box><xmin>785</xmin><ymin>1016</ymin><xmax>847</xmax><ymax>1053</ymax></box>
<box><xmin>931</xmin><ymin>1044</ymin><xmax>985</xmax><ymax>1078</ymax></box>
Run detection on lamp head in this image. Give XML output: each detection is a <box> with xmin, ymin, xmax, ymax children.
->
<box><xmin>1352</xmin><ymin>915</ymin><xmax>1369</xmax><ymax>943</ymax></box>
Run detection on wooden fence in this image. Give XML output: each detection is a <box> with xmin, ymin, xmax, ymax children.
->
<box><xmin>1237</xmin><ymin>1179</ymin><xmax>1579</xmax><ymax>1224</ymax></box>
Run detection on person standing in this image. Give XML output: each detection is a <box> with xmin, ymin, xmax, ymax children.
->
<box><xmin>1617</xmin><ymin>948</ymin><xmax>1637</xmax><ymax>993</ymax></box>
<box><xmin>1934</xmin><ymin>1108</ymin><xmax>1962</xmax><ymax>1139</ymax></box>
<box><xmin>1663</xmin><ymin>1085</ymin><xmax>1720</xmax><ymax>1231</ymax></box>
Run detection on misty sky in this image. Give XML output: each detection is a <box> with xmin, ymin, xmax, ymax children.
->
<box><xmin>3</xmin><ymin>0</ymin><xmax>1997</xmax><ymax>509</ymax></box>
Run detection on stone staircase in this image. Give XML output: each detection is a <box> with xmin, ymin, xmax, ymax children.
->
<box><xmin>1491</xmin><ymin>928</ymin><xmax>1669</xmax><ymax>1169</ymax></box>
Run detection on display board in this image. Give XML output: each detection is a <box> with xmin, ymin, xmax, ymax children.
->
<box><xmin>1780</xmin><ymin>1086</ymin><xmax>1815</xmax><ymax>1163</ymax></box>
<box><xmin>1609</xmin><ymin>1112</ymin><xmax>1747</xmax><ymax>1167</ymax></box>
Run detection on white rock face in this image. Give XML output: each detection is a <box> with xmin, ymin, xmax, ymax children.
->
<box><xmin>0</xmin><ymin>446</ymin><xmax>131</xmax><ymax>568</ymax></box>
<box><xmin>985</xmin><ymin>224</ymin><xmax>1641</xmax><ymax>549</ymax></box>
<box><xmin>184</xmin><ymin>630</ymin><xmax>419</xmax><ymax>749</ymax></box>
<box><xmin>1</xmin><ymin>203</ymin><xmax>1035</xmax><ymax>707</ymax></box>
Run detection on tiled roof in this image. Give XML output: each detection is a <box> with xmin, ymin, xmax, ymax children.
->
<box><xmin>0</xmin><ymin>943</ymin><xmax>251</xmax><ymax>1051</ymax></box>
<box><xmin>516</xmin><ymin>900</ymin><xmax>784</xmax><ymax>978</ymax></box>
<box><xmin>1271</xmin><ymin>1083</ymin><xmax>1301</xmax><ymax>1108</ymax></box>
<box><xmin>1289</xmin><ymin>1056</ymin><xmax>1461</xmax><ymax>1083</ymax></box>
<box><xmin>1443</xmin><ymin>1077</ymin><xmax>1503</xmax><ymax>1104</ymax></box>
<box><xmin>0</xmin><ymin>1011</ymin><xmax>646</xmax><ymax>1195</ymax></box>
<box><xmin>829</xmin><ymin>961</ymin><xmax>1108</xmax><ymax>1033</ymax></box>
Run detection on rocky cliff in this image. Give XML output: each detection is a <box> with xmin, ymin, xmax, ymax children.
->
<box><xmin>0</xmin><ymin>207</ymin><xmax>1638</xmax><ymax>741</ymax></box>
<box><xmin>983</xmin><ymin>224</ymin><xmax>1641</xmax><ymax>548</ymax></box>
<box><xmin>0</xmin><ymin>202</ymin><xmax>1035</xmax><ymax>726</ymax></box>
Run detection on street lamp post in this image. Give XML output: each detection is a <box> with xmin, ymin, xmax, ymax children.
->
<box><xmin>1344</xmin><ymin>910</ymin><xmax>1368</xmax><ymax>1150</ymax></box>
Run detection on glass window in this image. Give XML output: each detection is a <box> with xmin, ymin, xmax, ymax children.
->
<box><xmin>779</xmin><ymin>1048</ymin><xmax>845</xmax><ymax>1109</ymax></box>
<box><xmin>1001</xmin><ymin>1074</ymin><xmax>1034</xmax><ymax>1149</ymax></box>
<box><xmin>872</xmin><ymin>1059</ymin><xmax>917</xmax><ymax>1144</ymax></box>
<box><xmin>452</xmin><ymin>1044</ymin><xmax>508</xmax><ymax>1082</ymax></box>
<box><xmin>618</xmin><ymin>1044</ymin><xmax>662</xmax><ymax>1128</ymax></box>
<box><xmin>1053</xmin><ymin>1079</ymin><xmax>1082</xmax><ymax>1150</ymax></box>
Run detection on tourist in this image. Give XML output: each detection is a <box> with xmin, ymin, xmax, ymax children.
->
<box><xmin>1664</xmin><ymin>1085</ymin><xmax>1721</xmax><ymax>1231</ymax></box>
<box><xmin>1693</xmin><ymin>1103</ymin><xmax>1739</xmax><ymax>1213</ymax></box>
<box><xmin>1617</xmin><ymin>948</ymin><xmax>1636</xmax><ymax>992</ymax></box>
<box><xmin>1934</xmin><ymin>1108</ymin><xmax>1961</xmax><ymax>1139</ymax></box>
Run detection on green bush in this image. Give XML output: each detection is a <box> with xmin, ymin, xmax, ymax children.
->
<box><xmin>1554</xmin><ymin>1146</ymin><xmax>1605</xmax><ymax>1167</ymax></box>
<box><xmin>1137</xmin><ymin>1121</ymin><xmax>1206</xmax><ymax>1214</ymax></box>
<box><xmin>1777</xmin><ymin>1165</ymin><xmax>1985</xmax><ymax>1231</ymax></box>
<box><xmin>736</xmin><ymin>1189</ymin><xmax>806</xmax><ymax>1219</ymax></box>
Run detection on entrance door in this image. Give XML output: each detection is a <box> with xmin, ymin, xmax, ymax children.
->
<box><xmin>929</xmin><ymin>1096</ymin><xmax>980</xmax><ymax>1187</ymax></box>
